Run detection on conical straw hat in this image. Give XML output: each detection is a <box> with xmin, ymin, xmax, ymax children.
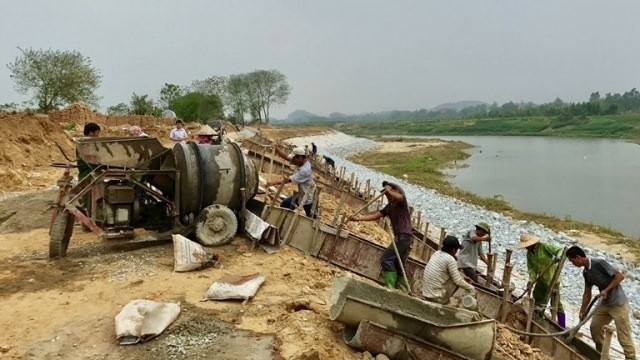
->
<box><xmin>518</xmin><ymin>233</ymin><xmax>540</xmax><ymax>248</ymax></box>
<box><xmin>197</xmin><ymin>125</ymin><xmax>218</xmax><ymax>136</ymax></box>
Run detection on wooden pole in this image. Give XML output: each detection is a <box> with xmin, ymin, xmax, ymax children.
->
<box><xmin>332</xmin><ymin>193</ymin><xmax>347</xmax><ymax>226</ymax></box>
<box><xmin>485</xmin><ymin>253</ymin><xmax>495</xmax><ymax>288</ymax></box>
<box><xmin>500</xmin><ymin>263</ymin><xmax>513</xmax><ymax>323</ymax></box>
<box><xmin>439</xmin><ymin>228</ymin><xmax>446</xmax><ymax>245</ymax></box>
<box><xmin>421</xmin><ymin>222</ymin><xmax>430</xmax><ymax>261</ymax></box>
<box><xmin>525</xmin><ymin>296</ymin><xmax>535</xmax><ymax>343</ymax></box>
<box><xmin>262</xmin><ymin>182</ymin><xmax>286</xmax><ymax>220</ymax></box>
<box><xmin>268</xmin><ymin>145</ymin><xmax>275</xmax><ymax>175</ymax></box>
<box><xmin>505</xmin><ymin>248</ymin><xmax>513</xmax><ymax>264</ymax></box>
<box><xmin>365</xmin><ymin>179</ymin><xmax>370</xmax><ymax>200</ymax></box>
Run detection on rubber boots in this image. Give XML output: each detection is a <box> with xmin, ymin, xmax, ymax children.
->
<box><xmin>557</xmin><ymin>312</ymin><xmax>566</xmax><ymax>329</ymax></box>
<box><xmin>382</xmin><ymin>271</ymin><xmax>397</xmax><ymax>289</ymax></box>
<box><xmin>396</xmin><ymin>277</ymin><xmax>410</xmax><ymax>293</ymax></box>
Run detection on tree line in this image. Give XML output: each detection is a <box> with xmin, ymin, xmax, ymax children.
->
<box><xmin>3</xmin><ymin>47</ymin><xmax>291</xmax><ymax>124</ymax></box>
<box><xmin>285</xmin><ymin>89</ymin><xmax>640</xmax><ymax>124</ymax></box>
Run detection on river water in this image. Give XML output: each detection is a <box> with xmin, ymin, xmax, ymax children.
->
<box><xmin>420</xmin><ymin>136</ymin><xmax>640</xmax><ymax>237</ymax></box>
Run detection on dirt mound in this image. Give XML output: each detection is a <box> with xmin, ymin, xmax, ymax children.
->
<box><xmin>0</xmin><ymin>111</ymin><xmax>75</xmax><ymax>193</ymax></box>
<box><xmin>0</xmin><ymin>190</ymin><xmax>55</xmax><ymax>234</ymax></box>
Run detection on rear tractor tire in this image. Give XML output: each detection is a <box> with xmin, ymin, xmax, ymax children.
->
<box><xmin>195</xmin><ymin>205</ymin><xmax>238</xmax><ymax>246</ymax></box>
<box><xmin>49</xmin><ymin>211</ymin><xmax>75</xmax><ymax>258</ymax></box>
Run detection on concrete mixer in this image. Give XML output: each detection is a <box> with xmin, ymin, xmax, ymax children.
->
<box><xmin>49</xmin><ymin>137</ymin><xmax>258</xmax><ymax>258</ymax></box>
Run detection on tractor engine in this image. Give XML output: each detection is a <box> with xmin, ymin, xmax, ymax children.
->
<box><xmin>100</xmin><ymin>183</ymin><xmax>135</xmax><ymax>238</ymax></box>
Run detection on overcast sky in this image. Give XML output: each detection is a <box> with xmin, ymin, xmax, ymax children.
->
<box><xmin>2</xmin><ymin>1</ymin><xmax>639</xmax><ymax>119</ymax></box>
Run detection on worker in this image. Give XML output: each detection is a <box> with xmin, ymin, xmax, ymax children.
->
<box><xmin>170</xmin><ymin>119</ymin><xmax>188</xmax><ymax>143</ymax></box>
<box><xmin>129</xmin><ymin>125</ymin><xmax>148</xmax><ymax>137</ymax></box>
<box><xmin>77</xmin><ymin>123</ymin><xmax>100</xmax><ymax>215</ymax></box>
<box><xmin>422</xmin><ymin>235</ymin><xmax>476</xmax><ymax>305</ymax></box>
<box><xmin>311</xmin><ymin>142</ymin><xmax>317</xmax><ymax>156</ymax></box>
<box><xmin>304</xmin><ymin>144</ymin><xmax>310</xmax><ymax>156</ymax></box>
<box><xmin>566</xmin><ymin>246</ymin><xmax>636</xmax><ymax>360</ymax></box>
<box><xmin>457</xmin><ymin>222</ymin><xmax>491</xmax><ymax>283</ymax></box>
<box><xmin>196</xmin><ymin>125</ymin><xmax>217</xmax><ymax>144</ymax></box>
<box><xmin>348</xmin><ymin>181</ymin><xmax>412</xmax><ymax>292</ymax></box>
<box><xmin>518</xmin><ymin>233</ymin><xmax>566</xmax><ymax>328</ymax></box>
<box><xmin>78</xmin><ymin>123</ymin><xmax>100</xmax><ymax>180</ymax></box>
<box><xmin>322</xmin><ymin>155</ymin><xmax>335</xmax><ymax>170</ymax></box>
<box><xmin>265</xmin><ymin>147</ymin><xmax>316</xmax><ymax>217</ymax></box>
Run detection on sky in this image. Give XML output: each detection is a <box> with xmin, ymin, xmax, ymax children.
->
<box><xmin>1</xmin><ymin>1</ymin><xmax>639</xmax><ymax>119</ymax></box>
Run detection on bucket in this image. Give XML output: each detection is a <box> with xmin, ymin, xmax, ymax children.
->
<box><xmin>462</xmin><ymin>295</ymin><xmax>477</xmax><ymax>311</ymax></box>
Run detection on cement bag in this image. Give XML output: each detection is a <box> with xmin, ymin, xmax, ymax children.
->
<box><xmin>205</xmin><ymin>273</ymin><xmax>266</xmax><ymax>301</ymax></box>
<box><xmin>115</xmin><ymin>300</ymin><xmax>180</xmax><ymax>345</ymax></box>
<box><xmin>173</xmin><ymin>234</ymin><xmax>215</xmax><ymax>272</ymax></box>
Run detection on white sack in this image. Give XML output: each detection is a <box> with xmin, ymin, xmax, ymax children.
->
<box><xmin>115</xmin><ymin>300</ymin><xmax>181</xmax><ymax>345</ymax></box>
<box><xmin>205</xmin><ymin>273</ymin><xmax>266</xmax><ymax>300</ymax></box>
<box><xmin>244</xmin><ymin>211</ymin><xmax>270</xmax><ymax>241</ymax></box>
<box><xmin>173</xmin><ymin>234</ymin><xmax>213</xmax><ymax>272</ymax></box>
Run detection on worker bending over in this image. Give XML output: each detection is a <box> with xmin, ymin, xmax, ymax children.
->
<box><xmin>422</xmin><ymin>235</ymin><xmax>476</xmax><ymax>305</ymax></box>
<box><xmin>518</xmin><ymin>233</ymin><xmax>566</xmax><ymax>328</ymax></box>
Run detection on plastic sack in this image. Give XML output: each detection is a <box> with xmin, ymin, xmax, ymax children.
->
<box><xmin>172</xmin><ymin>234</ymin><xmax>215</xmax><ymax>272</ymax></box>
<box><xmin>115</xmin><ymin>300</ymin><xmax>180</xmax><ymax>345</ymax></box>
<box><xmin>204</xmin><ymin>273</ymin><xmax>266</xmax><ymax>301</ymax></box>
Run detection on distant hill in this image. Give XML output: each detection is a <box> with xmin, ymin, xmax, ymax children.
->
<box><xmin>286</xmin><ymin>109</ymin><xmax>319</xmax><ymax>121</ymax></box>
<box><xmin>432</xmin><ymin>100</ymin><xmax>487</xmax><ymax>111</ymax></box>
<box><xmin>278</xmin><ymin>100</ymin><xmax>489</xmax><ymax>123</ymax></box>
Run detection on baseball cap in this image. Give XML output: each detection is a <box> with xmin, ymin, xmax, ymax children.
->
<box><xmin>442</xmin><ymin>235</ymin><xmax>463</xmax><ymax>251</ymax></box>
<box><xmin>287</xmin><ymin>147</ymin><xmax>306</xmax><ymax>160</ymax></box>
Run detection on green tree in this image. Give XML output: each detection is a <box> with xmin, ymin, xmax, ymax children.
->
<box><xmin>224</xmin><ymin>74</ymin><xmax>250</xmax><ymax>124</ymax></box>
<box><xmin>6</xmin><ymin>47</ymin><xmax>101</xmax><ymax>113</ymax></box>
<box><xmin>191</xmin><ymin>76</ymin><xmax>227</xmax><ymax>97</ymax></box>
<box><xmin>170</xmin><ymin>92</ymin><xmax>223</xmax><ymax>123</ymax></box>
<box><xmin>106</xmin><ymin>103</ymin><xmax>130</xmax><ymax>115</ymax></box>
<box><xmin>159</xmin><ymin>83</ymin><xmax>184</xmax><ymax>109</ymax></box>
<box><xmin>130</xmin><ymin>93</ymin><xmax>160</xmax><ymax>116</ymax></box>
<box><xmin>245</xmin><ymin>69</ymin><xmax>291</xmax><ymax>124</ymax></box>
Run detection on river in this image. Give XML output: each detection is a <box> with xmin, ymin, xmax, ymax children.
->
<box><xmin>421</xmin><ymin>136</ymin><xmax>640</xmax><ymax>237</ymax></box>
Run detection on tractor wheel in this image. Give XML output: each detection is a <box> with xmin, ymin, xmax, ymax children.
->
<box><xmin>49</xmin><ymin>211</ymin><xmax>75</xmax><ymax>258</ymax></box>
<box><xmin>195</xmin><ymin>205</ymin><xmax>237</xmax><ymax>246</ymax></box>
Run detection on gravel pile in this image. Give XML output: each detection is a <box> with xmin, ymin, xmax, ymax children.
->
<box><xmin>285</xmin><ymin>133</ymin><xmax>640</xmax><ymax>355</ymax></box>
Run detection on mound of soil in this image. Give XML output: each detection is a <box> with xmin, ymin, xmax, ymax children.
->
<box><xmin>0</xmin><ymin>190</ymin><xmax>55</xmax><ymax>234</ymax></box>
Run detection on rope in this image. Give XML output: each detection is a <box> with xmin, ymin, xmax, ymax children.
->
<box><xmin>501</xmin><ymin>297</ymin><xmax>602</xmax><ymax>338</ymax></box>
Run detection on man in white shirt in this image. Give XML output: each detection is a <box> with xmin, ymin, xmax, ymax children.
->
<box><xmin>423</xmin><ymin>235</ymin><xmax>476</xmax><ymax>305</ymax></box>
<box><xmin>170</xmin><ymin>120</ymin><xmax>188</xmax><ymax>143</ymax></box>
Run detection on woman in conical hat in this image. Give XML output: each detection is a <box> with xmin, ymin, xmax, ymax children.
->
<box><xmin>518</xmin><ymin>233</ymin><xmax>566</xmax><ymax>328</ymax></box>
<box><xmin>196</xmin><ymin>125</ymin><xmax>218</xmax><ymax>144</ymax></box>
